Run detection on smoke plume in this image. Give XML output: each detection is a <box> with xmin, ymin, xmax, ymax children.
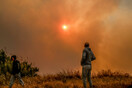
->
<box><xmin>0</xmin><ymin>0</ymin><xmax>132</xmax><ymax>74</ymax></box>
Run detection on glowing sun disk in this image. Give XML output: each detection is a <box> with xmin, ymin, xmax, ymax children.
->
<box><xmin>62</xmin><ymin>25</ymin><xmax>67</xmax><ymax>30</ymax></box>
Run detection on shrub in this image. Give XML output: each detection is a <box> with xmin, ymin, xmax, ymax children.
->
<box><xmin>0</xmin><ymin>49</ymin><xmax>39</xmax><ymax>77</ymax></box>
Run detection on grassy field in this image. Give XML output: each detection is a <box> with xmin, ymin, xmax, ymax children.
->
<box><xmin>0</xmin><ymin>70</ymin><xmax>132</xmax><ymax>88</ymax></box>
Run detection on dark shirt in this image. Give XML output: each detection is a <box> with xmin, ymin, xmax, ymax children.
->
<box><xmin>12</xmin><ymin>60</ymin><xmax>21</xmax><ymax>75</ymax></box>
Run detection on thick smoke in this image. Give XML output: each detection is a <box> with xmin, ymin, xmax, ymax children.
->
<box><xmin>0</xmin><ymin>0</ymin><xmax>132</xmax><ymax>74</ymax></box>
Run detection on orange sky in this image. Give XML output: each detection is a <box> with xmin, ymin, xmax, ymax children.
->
<box><xmin>0</xmin><ymin>0</ymin><xmax>132</xmax><ymax>74</ymax></box>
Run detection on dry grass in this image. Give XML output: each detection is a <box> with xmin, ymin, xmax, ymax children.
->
<box><xmin>0</xmin><ymin>70</ymin><xmax>132</xmax><ymax>88</ymax></box>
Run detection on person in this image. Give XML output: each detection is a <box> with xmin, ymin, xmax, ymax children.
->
<box><xmin>9</xmin><ymin>55</ymin><xmax>24</xmax><ymax>88</ymax></box>
<box><xmin>81</xmin><ymin>42</ymin><xmax>96</xmax><ymax>88</ymax></box>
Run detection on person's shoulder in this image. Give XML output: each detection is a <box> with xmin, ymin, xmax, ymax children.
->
<box><xmin>16</xmin><ymin>60</ymin><xmax>20</xmax><ymax>63</ymax></box>
<box><xmin>88</xmin><ymin>48</ymin><xmax>91</xmax><ymax>51</ymax></box>
<box><xmin>83</xmin><ymin>48</ymin><xmax>89</xmax><ymax>52</ymax></box>
<box><xmin>83</xmin><ymin>48</ymin><xmax>87</xmax><ymax>51</ymax></box>
<box><xmin>83</xmin><ymin>47</ymin><xmax>92</xmax><ymax>53</ymax></box>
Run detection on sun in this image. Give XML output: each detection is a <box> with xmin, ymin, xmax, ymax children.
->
<box><xmin>62</xmin><ymin>25</ymin><xmax>68</xmax><ymax>30</ymax></box>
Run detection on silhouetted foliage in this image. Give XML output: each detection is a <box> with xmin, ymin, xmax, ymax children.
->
<box><xmin>0</xmin><ymin>49</ymin><xmax>39</xmax><ymax>77</ymax></box>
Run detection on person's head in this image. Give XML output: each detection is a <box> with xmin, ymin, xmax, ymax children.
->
<box><xmin>11</xmin><ymin>55</ymin><xmax>17</xmax><ymax>61</ymax></box>
<box><xmin>84</xmin><ymin>42</ymin><xmax>89</xmax><ymax>48</ymax></box>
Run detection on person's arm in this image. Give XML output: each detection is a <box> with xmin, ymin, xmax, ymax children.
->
<box><xmin>11</xmin><ymin>62</ymin><xmax>15</xmax><ymax>75</ymax></box>
<box><xmin>18</xmin><ymin>61</ymin><xmax>21</xmax><ymax>72</ymax></box>
<box><xmin>81</xmin><ymin>50</ymin><xmax>87</xmax><ymax>66</ymax></box>
<box><xmin>90</xmin><ymin>50</ymin><xmax>96</xmax><ymax>61</ymax></box>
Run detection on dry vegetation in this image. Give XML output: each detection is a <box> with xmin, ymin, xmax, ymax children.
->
<box><xmin>0</xmin><ymin>70</ymin><xmax>132</xmax><ymax>88</ymax></box>
<box><xmin>0</xmin><ymin>49</ymin><xmax>132</xmax><ymax>88</ymax></box>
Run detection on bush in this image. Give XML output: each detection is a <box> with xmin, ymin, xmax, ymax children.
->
<box><xmin>0</xmin><ymin>49</ymin><xmax>39</xmax><ymax>77</ymax></box>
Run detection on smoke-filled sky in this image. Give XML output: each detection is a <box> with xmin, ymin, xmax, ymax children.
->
<box><xmin>0</xmin><ymin>0</ymin><xmax>132</xmax><ymax>74</ymax></box>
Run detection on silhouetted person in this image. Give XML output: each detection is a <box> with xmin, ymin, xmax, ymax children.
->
<box><xmin>9</xmin><ymin>55</ymin><xmax>24</xmax><ymax>88</ymax></box>
<box><xmin>81</xmin><ymin>43</ymin><xmax>96</xmax><ymax>88</ymax></box>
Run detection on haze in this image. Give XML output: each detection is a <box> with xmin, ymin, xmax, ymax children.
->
<box><xmin>0</xmin><ymin>0</ymin><xmax>132</xmax><ymax>74</ymax></box>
